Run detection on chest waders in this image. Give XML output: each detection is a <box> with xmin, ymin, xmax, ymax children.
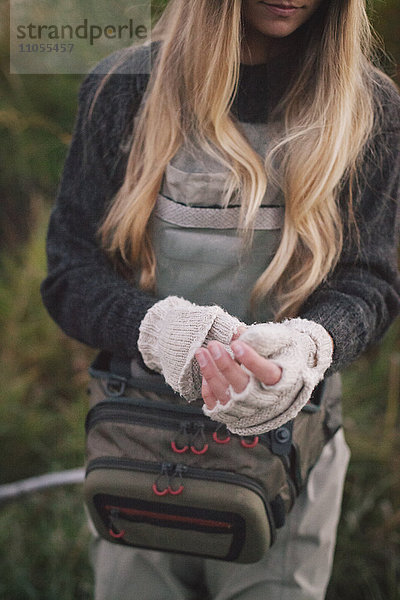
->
<box><xmin>152</xmin><ymin>120</ymin><xmax>283</xmax><ymax>324</ymax></box>
<box><xmin>84</xmin><ymin>118</ymin><xmax>343</xmax><ymax>563</ymax></box>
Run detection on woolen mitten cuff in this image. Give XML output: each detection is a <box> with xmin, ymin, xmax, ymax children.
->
<box><xmin>202</xmin><ymin>318</ymin><xmax>333</xmax><ymax>435</ymax></box>
<box><xmin>138</xmin><ymin>296</ymin><xmax>243</xmax><ymax>400</ymax></box>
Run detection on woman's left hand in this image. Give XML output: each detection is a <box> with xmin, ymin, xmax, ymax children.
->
<box><xmin>195</xmin><ymin>336</ymin><xmax>282</xmax><ymax>410</ymax></box>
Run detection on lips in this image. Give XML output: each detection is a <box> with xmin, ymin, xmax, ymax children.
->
<box><xmin>261</xmin><ymin>1</ymin><xmax>300</xmax><ymax>7</ymax></box>
<box><xmin>259</xmin><ymin>2</ymin><xmax>302</xmax><ymax>16</ymax></box>
<box><xmin>261</xmin><ymin>0</ymin><xmax>300</xmax><ymax>8</ymax></box>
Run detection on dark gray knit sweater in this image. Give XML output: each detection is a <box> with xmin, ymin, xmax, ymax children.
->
<box><xmin>41</xmin><ymin>42</ymin><xmax>400</xmax><ymax>375</ymax></box>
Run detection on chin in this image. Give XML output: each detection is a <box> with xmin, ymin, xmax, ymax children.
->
<box><xmin>258</xmin><ymin>25</ymin><xmax>299</xmax><ymax>38</ymax></box>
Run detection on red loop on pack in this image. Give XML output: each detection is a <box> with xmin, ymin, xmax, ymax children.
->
<box><xmin>191</xmin><ymin>444</ymin><xmax>209</xmax><ymax>455</ymax></box>
<box><xmin>152</xmin><ymin>483</ymin><xmax>169</xmax><ymax>496</ymax></box>
<box><xmin>213</xmin><ymin>431</ymin><xmax>231</xmax><ymax>444</ymax></box>
<box><xmin>171</xmin><ymin>441</ymin><xmax>189</xmax><ymax>454</ymax></box>
<box><xmin>109</xmin><ymin>528</ymin><xmax>125</xmax><ymax>539</ymax></box>
<box><xmin>240</xmin><ymin>436</ymin><xmax>259</xmax><ymax>448</ymax></box>
<box><xmin>168</xmin><ymin>485</ymin><xmax>184</xmax><ymax>496</ymax></box>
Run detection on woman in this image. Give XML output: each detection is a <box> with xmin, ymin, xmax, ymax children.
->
<box><xmin>41</xmin><ymin>0</ymin><xmax>400</xmax><ymax>598</ymax></box>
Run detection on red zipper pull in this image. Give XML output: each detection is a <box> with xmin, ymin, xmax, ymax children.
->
<box><xmin>171</xmin><ymin>422</ymin><xmax>190</xmax><ymax>453</ymax></box>
<box><xmin>108</xmin><ymin>510</ymin><xmax>125</xmax><ymax>538</ymax></box>
<box><xmin>168</xmin><ymin>464</ymin><xmax>186</xmax><ymax>495</ymax></box>
<box><xmin>190</xmin><ymin>424</ymin><xmax>209</xmax><ymax>454</ymax></box>
<box><xmin>240</xmin><ymin>436</ymin><xmax>259</xmax><ymax>448</ymax></box>
<box><xmin>152</xmin><ymin>463</ymin><xmax>171</xmax><ymax>495</ymax></box>
<box><xmin>213</xmin><ymin>425</ymin><xmax>231</xmax><ymax>444</ymax></box>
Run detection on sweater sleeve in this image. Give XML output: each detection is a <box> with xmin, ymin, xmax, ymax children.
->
<box><xmin>40</xmin><ymin>46</ymin><xmax>159</xmax><ymax>358</ymax></box>
<box><xmin>299</xmin><ymin>77</ymin><xmax>400</xmax><ymax>374</ymax></box>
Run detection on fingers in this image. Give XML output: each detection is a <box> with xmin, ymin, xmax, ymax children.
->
<box><xmin>208</xmin><ymin>341</ymin><xmax>250</xmax><ymax>393</ymax></box>
<box><xmin>201</xmin><ymin>378</ymin><xmax>217</xmax><ymax>409</ymax></box>
<box><xmin>195</xmin><ymin>338</ymin><xmax>282</xmax><ymax>412</ymax></box>
<box><xmin>195</xmin><ymin>342</ymin><xmax>249</xmax><ymax>408</ymax></box>
<box><xmin>231</xmin><ymin>341</ymin><xmax>282</xmax><ymax>386</ymax></box>
<box><xmin>196</xmin><ymin>347</ymin><xmax>231</xmax><ymax>405</ymax></box>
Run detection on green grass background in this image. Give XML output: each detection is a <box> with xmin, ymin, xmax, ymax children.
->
<box><xmin>0</xmin><ymin>1</ymin><xmax>399</xmax><ymax>598</ymax></box>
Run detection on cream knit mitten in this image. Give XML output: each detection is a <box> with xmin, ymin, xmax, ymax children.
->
<box><xmin>202</xmin><ymin>318</ymin><xmax>333</xmax><ymax>435</ymax></box>
<box><xmin>138</xmin><ymin>296</ymin><xmax>243</xmax><ymax>400</ymax></box>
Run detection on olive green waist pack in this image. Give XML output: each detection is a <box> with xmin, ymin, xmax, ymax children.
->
<box><xmin>84</xmin><ymin>352</ymin><xmax>341</xmax><ymax>564</ymax></box>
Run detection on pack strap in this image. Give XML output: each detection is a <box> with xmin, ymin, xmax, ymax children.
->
<box><xmin>89</xmin><ymin>352</ymin><xmax>178</xmax><ymax>397</ymax></box>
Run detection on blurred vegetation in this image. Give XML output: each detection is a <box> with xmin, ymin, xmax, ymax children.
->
<box><xmin>0</xmin><ymin>204</ymin><xmax>94</xmax><ymax>598</ymax></box>
<box><xmin>0</xmin><ymin>1</ymin><xmax>399</xmax><ymax>599</ymax></box>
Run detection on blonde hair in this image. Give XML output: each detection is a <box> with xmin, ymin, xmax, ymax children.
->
<box><xmin>99</xmin><ymin>0</ymin><xmax>377</xmax><ymax>318</ymax></box>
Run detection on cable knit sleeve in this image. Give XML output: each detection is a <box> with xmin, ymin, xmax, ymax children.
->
<box><xmin>299</xmin><ymin>74</ymin><xmax>400</xmax><ymax>374</ymax></box>
<box><xmin>40</xmin><ymin>45</ymin><xmax>160</xmax><ymax>358</ymax></box>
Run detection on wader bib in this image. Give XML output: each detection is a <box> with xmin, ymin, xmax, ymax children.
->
<box><xmin>151</xmin><ymin>121</ymin><xmax>284</xmax><ymax>324</ymax></box>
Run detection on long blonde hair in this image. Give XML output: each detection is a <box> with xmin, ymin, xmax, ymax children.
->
<box><xmin>99</xmin><ymin>0</ymin><xmax>377</xmax><ymax>318</ymax></box>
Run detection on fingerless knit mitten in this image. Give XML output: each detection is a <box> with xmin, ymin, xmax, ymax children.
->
<box><xmin>138</xmin><ymin>296</ymin><xmax>243</xmax><ymax>400</ymax></box>
<box><xmin>202</xmin><ymin>318</ymin><xmax>333</xmax><ymax>435</ymax></box>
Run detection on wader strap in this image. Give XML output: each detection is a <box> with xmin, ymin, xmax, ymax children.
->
<box><xmin>155</xmin><ymin>195</ymin><xmax>284</xmax><ymax>230</ymax></box>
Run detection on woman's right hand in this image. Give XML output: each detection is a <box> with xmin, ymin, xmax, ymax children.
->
<box><xmin>138</xmin><ymin>296</ymin><xmax>245</xmax><ymax>400</ymax></box>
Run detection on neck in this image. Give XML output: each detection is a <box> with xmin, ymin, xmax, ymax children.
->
<box><xmin>241</xmin><ymin>26</ymin><xmax>302</xmax><ymax>65</ymax></box>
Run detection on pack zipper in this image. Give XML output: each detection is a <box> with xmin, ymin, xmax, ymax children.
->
<box><xmin>85</xmin><ymin>398</ymin><xmax>274</xmax><ymax>451</ymax></box>
<box><xmin>85</xmin><ymin>398</ymin><xmax>207</xmax><ymax>433</ymax></box>
<box><xmin>86</xmin><ymin>456</ymin><xmax>266</xmax><ymax>495</ymax></box>
<box><xmin>86</xmin><ymin>456</ymin><xmax>276</xmax><ymax>542</ymax></box>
